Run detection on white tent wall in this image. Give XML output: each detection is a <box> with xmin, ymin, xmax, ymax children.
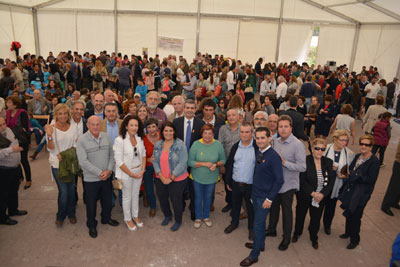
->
<box><xmin>278</xmin><ymin>22</ymin><xmax>313</xmax><ymax>63</ymax></box>
<box><xmin>117</xmin><ymin>14</ymin><xmax>157</xmax><ymax>57</ymax></box>
<box><xmin>353</xmin><ymin>24</ymin><xmax>400</xmax><ymax>80</ymax></box>
<box><xmin>37</xmin><ymin>11</ymin><xmax>77</xmax><ymax>57</ymax></box>
<box><xmin>316</xmin><ymin>24</ymin><xmax>356</xmax><ymax>67</ymax></box>
<box><xmin>200</xmin><ymin>0</ymin><xmax>280</xmax><ymax>17</ymax></box>
<box><xmin>0</xmin><ymin>5</ymin><xmax>35</xmax><ymax>60</ymax></box>
<box><xmin>199</xmin><ymin>18</ymin><xmax>239</xmax><ymax>59</ymax></box>
<box><xmin>118</xmin><ymin>0</ymin><xmax>198</xmax><ymax>13</ymax></box>
<box><xmin>76</xmin><ymin>12</ymin><xmax>114</xmax><ymax>55</ymax></box>
<box><xmin>237</xmin><ymin>20</ymin><xmax>278</xmax><ymax>65</ymax></box>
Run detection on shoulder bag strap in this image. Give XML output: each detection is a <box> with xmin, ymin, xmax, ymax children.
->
<box><xmin>54</xmin><ymin>126</ymin><xmax>61</xmax><ymax>154</ymax></box>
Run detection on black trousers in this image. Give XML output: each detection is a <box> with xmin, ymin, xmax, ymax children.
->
<box><xmin>74</xmin><ymin>175</ymin><xmax>86</xmax><ymax>204</ymax></box>
<box><xmin>323</xmin><ymin>197</ymin><xmax>338</xmax><ymax>230</ymax></box>
<box><xmin>231</xmin><ymin>181</ymin><xmax>254</xmax><ymax>230</ymax></box>
<box><xmin>183</xmin><ymin>178</ymin><xmax>195</xmax><ymax>215</ymax></box>
<box><xmin>294</xmin><ymin>196</ymin><xmax>325</xmax><ymax>242</ymax></box>
<box><xmin>221</xmin><ymin>174</ymin><xmax>232</xmax><ymax>206</ymax></box>
<box><xmin>382</xmin><ymin>160</ymin><xmax>400</xmax><ymax>209</ymax></box>
<box><xmin>372</xmin><ymin>145</ymin><xmax>387</xmax><ymax>165</ymax></box>
<box><xmin>344</xmin><ymin>205</ymin><xmax>366</xmax><ymax>245</ymax></box>
<box><xmin>0</xmin><ymin>167</ymin><xmax>20</xmax><ymax>222</ymax></box>
<box><xmin>364</xmin><ymin>98</ymin><xmax>375</xmax><ymax>113</ymax></box>
<box><xmin>267</xmin><ymin>189</ymin><xmax>296</xmax><ymax>242</ymax></box>
<box><xmin>83</xmin><ymin>178</ymin><xmax>113</xmax><ymax>229</ymax></box>
<box><xmin>20</xmin><ymin>147</ymin><xmax>31</xmax><ymax>182</ymax></box>
<box><xmin>155</xmin><ymin>178</ymin><xmax>187</xmax><ymax>224</ymax></box>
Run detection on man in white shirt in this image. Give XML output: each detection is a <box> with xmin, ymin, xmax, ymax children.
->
<box><xmin>364</xmin><ymin>77</ymin><xmax>381</xmax><ymax>112</ymax></box>
<box><xmin>227</xmin><ymin>66</ymin><xmax>237</xmax><ymax>93</ymax></box>
<box><xmin>276</xmin><ymin>76</ymin><xmax>288</xmax><ymax>101</ymax></box>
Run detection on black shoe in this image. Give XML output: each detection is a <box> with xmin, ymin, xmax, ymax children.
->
<box><xmin>184</xmin><ymin>192</ymin><xmax>190</xmax><ymax>200</ymax></box>
<box><xmin>8</xmin><ymin>210</ymin><xmax>28</xmax><ymax>216</ymax></box>
<box><xmin>248</xmin><ymin>230</ymin><xmax>255</xmax><ymax>241</ymax></box>
<box><xmin>224</xmin><ymin>224</ymin><xmax>238</xmax><ymax>234</ymax></box>
<box><xmin>265</xmin><ymin>229</ymin><xmax>277</xmax><ymax>237</ymax></box>
<box><xmin>221</xmin><ymin>204</ymin><xmax>232</xmax><ymax>213</ymax></box>
<box><xmin>240</xmin><ymin>256</ymin><xmax>258</xmax><ymax>267</ymax></box>
<box><xmin>89</xmin><ymin>228</ymin><xmax>98</xmax><ymax>238</ymax></box>
<box><xmin>0</xmin><ymin>218</ymin><xmax>18</xmax><ymax>225</ymax></box>
<box><xmin>339</xmin><ymin>233</ymin><xmax>350</xmax><ymax>239</ymax></box>
<box><xmin>312</xmin><ymin>241</ymin><xmax>319</xmax><ymax>249</ymax></box>
<box><xmin>190</xmin><ymin>212</ymin><xmax>195</xmax><ymax>221</ymax></box>
<box><xmin>278</xmin><ymin>239</ymin><xmax>290</xmax><ymax>251</ymax></box>
<box><xmin>292</xmin><ymin>234</ymin><xmax>299</xmax><ymax>243</ymax></box>
<box><xmin>381</xmin><ymin>207</ymin><xmax>394</xmax><ymax>216</ymax></box>
<box><xmin>346</xmin><ymin>243</ymin><xmax>358</xmax><ymax>249</ymax></box>
<box><xmin>393</xmin><ymin>204</ymin><xmax>400</xmax><ymax>210</ymax></box>
<box><xmin>324</xmin><ymin>228</ymin><xmax>331</xmax><ymax>235</ymax></box>
<box><xmin>24</xmin><ymin>181</ymin><xmax>31</xmax><ymax>190</ymax></box>
<box><xmin>245</xmin><ymin>242</ymin><xmax>264</xmax><ymax>252</ymax></box>
<box><xmin>101</xmin><ymin>219</ymin><xmax>119</xmax><ymax>226</ymax></box>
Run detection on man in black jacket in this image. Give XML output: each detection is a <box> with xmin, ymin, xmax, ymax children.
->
<box><xmin>84</xmin><ymin>93</ymin><xmax>104</xmax><ymax>120</ymax></box>
<box><xmin>224</xmin><ymin>123</ymin><xmax>257</xmax><ymax>241</ymax></box>
<box><xmin>282</xmin><ymin>96</ymin><xmax>308</xmax><ymax>141</ymax></box>
<box><xmin>195</xmin><ymin>98</ymin><xmax>225</xmax><ymax>139</ymax></box>
<box><xmin>173</xmin><ymin>99</ymin><xmax>205</xmax><ymax>220</ymax></box>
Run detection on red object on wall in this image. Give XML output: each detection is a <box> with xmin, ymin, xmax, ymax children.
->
<box><xmin>10</xmin><ymin>41</ymin><xmax>21</xmax><ymax>51</ymax></box>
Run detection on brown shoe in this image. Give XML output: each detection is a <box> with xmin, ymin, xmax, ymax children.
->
<box><xmin>69</xmin><ymin>218</ymin><xmax>77</xmax><ymax>224</ymax></box>
<box><xmin>149</xmin><ymin>209</ymin><xmax>156</xmax><ymax>218</ymax></box>
<box><xmin>240</xmin><ymin>256</ymin><xmax>258</xmax><ymax>266</ymax></box>
<box><xmin>55</xmin><ymin>220</ymin><xmax>63</xmax><ymax>227</ymax></box>
<box><xmin>240</xmin><ymin>212</ymin><xmax>248</xmax><ymax>220</ymax></box>
<box><xmin>210</xmin><ymin>204</ymin><xmax>215</xmax><ymax>212</ymax></box>
<box><xmin>24</xmin><ymin>181</ymin><xmax>32</xmax><ymax>190</ymax></box>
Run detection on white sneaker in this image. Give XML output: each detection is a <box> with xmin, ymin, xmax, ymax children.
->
<box><xmin>125</xmin><ymin>220</ymin><xmax>137</xmax><ymax>231</ymax></box>
<box><xmin>194</xmin><ymin>219</ymin><xmax>201</xmax><ymax>229</ymax></box>
<box><xmin>133</xmin><ymin>217</ymin><xmax>144</xmax><ymax>228</ymax></box>
<box><xmin>204</xmin><ymin>218</ymin><xmax>212</xmax><ymax>227</ymax></box>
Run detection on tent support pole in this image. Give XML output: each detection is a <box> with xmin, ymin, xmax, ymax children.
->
<box><xmin>156</xmin><ymin>14</ymin><xmax>159</xmax><ymax>54</ymax></box>
<box><xmin>114</xmin><ymin>0</ymin><xmax>118</xmax><ymax>53</ymax></box>
<box><xmin>195</xmin><ymin>0</ymin><xmax>201</xmax><ymax>55</ymax></box>
<box><xmin>32</xmin><ymin>8</ymin><xmax>40</xmax><ymax>56</ymax></box>
<box><xmin>349</xmin><ymin>23</ymin><xmax>360</xmax><ymax>72</ymax></box>
<box><xmin>236</xmin><ymin>20</ymin><xmax>241</xmax><ymax>60</ymax></box>
<box><xmin>275</xmin><ymin>0</ymin><xmax>284</xmax><ymax>63</ymax></box>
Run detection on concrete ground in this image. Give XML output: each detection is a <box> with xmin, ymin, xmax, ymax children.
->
<box><xmin>0</xmin><ymin>120</ymin><xmax>399</xmax><ymax>267</ymax></box>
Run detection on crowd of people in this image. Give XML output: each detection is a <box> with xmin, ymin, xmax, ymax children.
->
<box><xmin>0</xmin><ymin>50</ymin><xmax>400</xmax><ymax>266</ymax></box>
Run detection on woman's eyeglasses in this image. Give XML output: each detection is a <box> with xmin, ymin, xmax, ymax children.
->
<box><xmin>359</xmin><ymin>142</ymin><xmax>372</xmax><ymax>147</ymax></box>
<box><xmin>133</xmin><ymin>146</ymin><xmax>138</xmax><ymax>157</ymax></box>
<box><xmin>314</xmin><ymin>147</ymin><xmax>326</xmax><ymax>152</ymax></box>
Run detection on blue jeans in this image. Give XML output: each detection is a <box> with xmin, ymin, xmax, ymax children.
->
<box><xmin>51</xmin><ymin>167</ymin><xmax>76</xmax><ymax>221</ymax></box>
<box><xmin>143</xmin><ymin>165</ymin><xmax>157</xmax><ymax>209</ymax></box>
<box><xmin>35</xmin><ymin>136</ymin><xmax>47</xmax><ymax>153</ymax></box>
<box><xmin>249</xmin><ymin>197</ymin><xmax>270</xmax><ymax>261</ymax></box>
<box><xmin>193</xmin><ymin>180</ymin><xmax>215</xmax><ymax>220</ymax></box>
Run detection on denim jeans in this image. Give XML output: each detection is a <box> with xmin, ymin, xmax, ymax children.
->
<box><xmin>35</xmin><ymin>136</ymin><xmax>47</xmax><ymax>153</ymax></box>
<box><xmin>143</xmin><ymin>165</ymin><xmax>157</xmax><ymax>209</ymax></box>
<box><xmin>249</xmin><ymin>197</ymin><xmax>270</xmax><ymax>261</ymax></box>
<box><xmin>193</xmin><ymin>180</ymin><xmax>215</xmax><ymax>220</ymax></box>
<box><xmin>51</xmin><ymin>167</ymin><xmax>76</xmax><ymax>221</ymax></box>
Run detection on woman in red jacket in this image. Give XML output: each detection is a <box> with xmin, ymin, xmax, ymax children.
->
<box><xmin>372</xmin><ymin>112</ymin><xmax>392</xmax><ymax>167</ymax></box>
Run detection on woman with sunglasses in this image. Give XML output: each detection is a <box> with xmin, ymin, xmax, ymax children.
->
<box><xmin>113</xmin><ymin>115</ymin><xmax>146</xmax><ymax>231</ymax></box>
<box><xmin>292</xmin><ymin>138</ymin><xmax>335</xmax><ymax>249</ymax></box>
<box><xmin>322</xmin><ymin>129</ymin><xmax>354</xmax><ymax>235</ymax></box>
<box><xmin>338</xmin><ymin>134</ymin><xmax>380</xmax><ymax>249</ymax></box>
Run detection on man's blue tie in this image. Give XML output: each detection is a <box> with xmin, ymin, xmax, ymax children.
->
<box><xmin>186</xmin><ymin>120</ymin><xmax>191</xmax><ymax>151</ymax></box>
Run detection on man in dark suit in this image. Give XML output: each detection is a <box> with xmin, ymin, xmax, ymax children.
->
<box><xmin>195</xmin><ymin>98</ymin><xmax>225</xmax><ymax>139</ymax></box>
<box><xmin>84</xmin><ymin>93</ymin><xmax>104</xmax><ymax>120</ymax></box>
<box><xmin>282</xmin><ymin>96</ymin><xmax>308</xmax><ymax>141</ymax></box>
<box><xmin>173</xmin><ymin>99</ymin><xmax>205</xmax><ymax>220</ymax></box>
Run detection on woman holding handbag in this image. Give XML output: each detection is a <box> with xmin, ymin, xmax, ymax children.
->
<box><xmin>113</xmin><ymin>115</ymin><xmax>146</xmax><ymax>231</ymax></box>
<box><xmin>45</xmin><ymin>103</ymin><xmax>77</xmax><ymax>227</ymax></box>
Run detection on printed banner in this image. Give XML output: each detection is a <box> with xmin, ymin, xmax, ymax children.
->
<box><xmin>158</xmin><ymin>36</ymin><xmax>184</xmax><ymax>52</ymax></box>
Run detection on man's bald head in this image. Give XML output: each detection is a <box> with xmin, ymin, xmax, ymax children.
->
<box><xmin>104</xmin><ymin>89</ymin><xmax>114</xmax><ymax>103</ymax></box>
<box><xmin>87</xmin><ymin>115</ymin><xmax>102</xmax><ymax>138</ymax></box>
<box><xmin>33</xmin><ymin>89</ymin><xmax>42</xmax><ymax>100</ymax></box>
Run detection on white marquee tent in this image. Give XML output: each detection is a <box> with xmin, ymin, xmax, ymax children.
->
<box><xmin>0</xmin><ymin>0</ymin><xmax>399</xmax><ymax>79</ymax></box>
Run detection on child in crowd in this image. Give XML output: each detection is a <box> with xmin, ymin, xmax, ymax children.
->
<box><xmin>135</xmin><ymin>78</ymin><xmax>148</xmax><ymax>103</ymax></box>
<box><xmin>161</xmin><ymin>74</ymin><xmax>176</xmax><ymax>100</ymax></box>
<box><xmin>372</xmin><ymin>111</ymin><xmax>392</xmax><ymax>167</ymax></box>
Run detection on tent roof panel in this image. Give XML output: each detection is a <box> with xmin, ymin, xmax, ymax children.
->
<box><xmin>0</xmin><ymin>0</ymin><xmax>49</xmax><ymax>7</ymax></box>
<box><xmin>332</xmin><ymin>3</ymin><xmax>398</xmax><ymax>22</ymax></box>
<box><xmin>374</xmin><ymin>0</ymin><xmax>400</xmax><ymax>19</ymax></box>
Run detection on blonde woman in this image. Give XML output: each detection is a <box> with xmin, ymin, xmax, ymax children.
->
<box><xmin>91</xmin><ymin>60</ymin><xmax>107</xmax><ymax>92</ymax></box>
<box><xmin>44</xmin><ymin>104</ymin><xmax>77</xmax><ymax>227</ymax></box>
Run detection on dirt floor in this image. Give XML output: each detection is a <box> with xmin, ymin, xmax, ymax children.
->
<box><xmin>0</xmin><ymin>120</ymin><xmax>399</xmax><ymax>267</ymax></box>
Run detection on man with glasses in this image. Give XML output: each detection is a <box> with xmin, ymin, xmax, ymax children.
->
<box><xmin>266</xmin><ymin>114</ymin><xmax>278</xmax><ymax>138</ymax></box>
<box><xmin>253</xmin><ymin>111</ymin><xmax>268</xmax><ymax>129</ymax></box>
<box><xmin>239</xmin><ymin>126</ymin><xmax>283</xmax><ymax>267</ymax></box>
<box><xmin>265</xmin><ymin>115</ymin><xmax>306</xmax><ymax>251</ymax></box>
<box><xmin>224</xmin><ymin>123</ymin><xmax>257</xmax><ymax>240</ymax></box>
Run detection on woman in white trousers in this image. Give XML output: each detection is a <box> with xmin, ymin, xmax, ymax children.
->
<box><xmin>114</xmin><ymin>115</ymin><xmax>146</xmax><ymax>231</ymax></box>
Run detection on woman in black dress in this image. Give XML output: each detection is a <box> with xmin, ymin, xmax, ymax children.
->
<box><xmin>315</xmin><ymin>95</ymin><xmax>335</xmax><ymax>138</ymax></box>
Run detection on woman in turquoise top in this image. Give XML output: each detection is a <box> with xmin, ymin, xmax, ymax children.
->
<box><xmin>188</xmin><ymin>124</ymin><xmax>226</xmax><ymax>229</ymax></box>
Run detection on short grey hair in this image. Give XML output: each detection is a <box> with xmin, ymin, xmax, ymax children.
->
<box><xmin>146</xmin><ymin>91</ymin><xmax>161</xmax><ymax>102</ymax></box>
<box><xmin>254</xmin><ymin>111</ymin><xmax>268</xmax><ymax>121</ymax></box>
<box><xmin>72</xmin><ymin>99</ymin><xmax>86</xmax><ymax>108</ymax></box>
